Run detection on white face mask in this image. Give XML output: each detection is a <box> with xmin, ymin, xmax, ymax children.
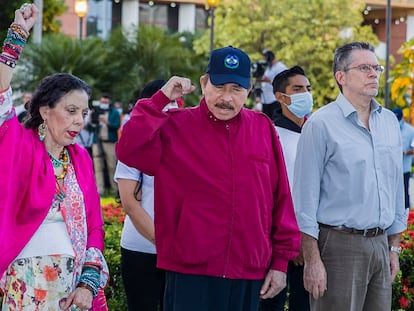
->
<box><xmin>100</xmin><ymin>103</ymin><xmax>109</xmax><ymax>110</ymax></box>
<box><xmin>116</xmin><ymin>108</ymin><xmax>123</xmax><ymax>115</ymax></box>
<box><xmin>283</xmin><ymin>92</ymin><xmax>313</xmax><ymax>118</ymax></box>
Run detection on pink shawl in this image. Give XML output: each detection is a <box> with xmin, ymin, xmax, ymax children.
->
<box><xmin>0</xmin><ymin>115</ymin><xmax>105</xmax><ymax>277</ymax></box>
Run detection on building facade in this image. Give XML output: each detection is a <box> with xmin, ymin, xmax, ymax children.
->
<box><xmin>62</xmin><ymin>0</ymin><xmax>413</xmax><ymax>62</ymax></box>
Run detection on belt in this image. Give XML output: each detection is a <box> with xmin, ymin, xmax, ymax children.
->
<box><xmin>319</xmin><ymin>223</ymin><xmax>385</xmax><ymax>237</ymax></box>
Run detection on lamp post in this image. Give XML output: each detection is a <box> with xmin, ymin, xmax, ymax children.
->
<box><xmin>207</xmin><ymin>0</ymin><xmax>218</xmax><ymax>52</ymax></box>
<box><xmin>74</xmin><ymin>0</ymin><xmax>88</xmax><ymax>40</ymax></box>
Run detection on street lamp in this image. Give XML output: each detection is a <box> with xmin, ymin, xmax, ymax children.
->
<box><xmin>74</xmin><ymin>0</ymin><xmax>88</xmax><ymax>40</ymax></box>
<box><xmin>207</xmin><ymin>0</ymin><xmax>219</xmax><ymax>52</ymax></box>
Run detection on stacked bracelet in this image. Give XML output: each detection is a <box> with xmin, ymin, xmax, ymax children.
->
<box><xmin>1</xmin><ymin>22</ymin><xmax>29</xmax><ymax>67</ymax></box>
<box><xmin>0</xmin><ymin>54</ymin><xmax>17</xmax><ymax>68</ymax></box>
<box><xmin>77</xmin><ymin>266</ymin><xmax>100</xmax><ymax>297</ymax></box>
<box><xmin>10</xmin><ymin>23</ymin><xmax>29</xmax><ymax>40</ymax></box>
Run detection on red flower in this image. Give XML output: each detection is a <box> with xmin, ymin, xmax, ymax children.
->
<box><xmin>399</xmin><ymin>296</ymin><xmax>410</xmax><ymax>308</ymax></box>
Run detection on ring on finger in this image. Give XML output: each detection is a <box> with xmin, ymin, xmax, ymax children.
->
<box><xmin>20</xmin><ymin>3</ymin><xmax>29</xmax><ymax>12</ymax></box>
<box><xmin>70</xmin><ymin>305</ymin><xmax>81</xmax><ymax>311</ymax></box>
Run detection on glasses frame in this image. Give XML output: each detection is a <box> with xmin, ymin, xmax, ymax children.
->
<box><xmin>343</xmin><ymin>64</ymin><xmax>385</xmax><ymax>74</ymax></box>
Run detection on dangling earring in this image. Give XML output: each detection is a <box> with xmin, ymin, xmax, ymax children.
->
<box><xmin>38</xmin><ymin>122</ymin><xmax>48</xmax><ymax>141</ymax></box>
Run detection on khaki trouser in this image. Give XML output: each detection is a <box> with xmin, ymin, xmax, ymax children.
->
<box><xmin>312</xmin><ymin>227</ymin><xmax>391</xmax><ymax>311</ymax></box>
<box><xmin>92</xmin><ymin>142</ymin><xmax>117</xmax><ymax>194</ymax></box>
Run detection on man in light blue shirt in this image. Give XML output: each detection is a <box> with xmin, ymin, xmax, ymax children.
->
<box><xmin>393</xmin><ymin>107</ymin><xmax>414</xmax><ymax>209</ymax></box>
<box><xmin>293</xmin><ymin>42</ymin><xmax>408</xmax><ymax>311</ymax></box>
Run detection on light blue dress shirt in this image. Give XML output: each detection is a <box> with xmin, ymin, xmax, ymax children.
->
<box><xmin>293</xmin><ymin>93</ymin><xmax>407</xmax><ymax>239</ymax></box>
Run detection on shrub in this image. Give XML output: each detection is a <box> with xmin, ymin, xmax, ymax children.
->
<box><xmin>101</xmin><ymin>198</ymin><xmax>127</xmax><ymax>310</ymax></box>
<box><xmin>392</xmin><ymin>211</ymin><xmax>414</xmax><ymax>310</ymax></box>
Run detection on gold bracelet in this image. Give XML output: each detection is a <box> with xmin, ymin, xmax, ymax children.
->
<box><xmin>10</xmin><ymin>23</ymin><xmax>29</xmax><ymax>40</ymax></box>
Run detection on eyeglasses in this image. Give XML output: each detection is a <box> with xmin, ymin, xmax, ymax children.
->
<box><xmin>344</xmin><ymin>64</ymin><xmax>384</xmax><ymax>74</ymax></box>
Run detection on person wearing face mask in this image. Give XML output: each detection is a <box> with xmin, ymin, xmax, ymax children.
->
<box><xmin>90</xmin><ymin>93</ymin><xmax>121</xmax><ymax>195</ymax></box>
<box><xmin>393</xmin><ymin>107</ymin><xmax>414</xmax><ymax>209</ymax></box>
<box><xmin>260</xmin><ymin>66</ymin><xmax>312</xmax><ymax>311</ymax></box>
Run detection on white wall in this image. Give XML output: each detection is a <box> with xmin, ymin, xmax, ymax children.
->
<box><xmin>122</xmin><ymin>0</ymin><xmax>140</xmax><ymax>30</ymax></box>
<box><xmin>407</xmin><ymin>14</ymin><xmax>414</xmax><ymax>40</ymax></box>
<box><xmin>178</xmin><ymin>4</ymin><xmax>196</xmax><ymax>33</ymax></box>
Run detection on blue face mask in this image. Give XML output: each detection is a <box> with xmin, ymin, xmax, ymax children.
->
<box><xmin>283</xmin><ymin>92</ymin><xmax>313</xmax><ymax>118</ymax></box>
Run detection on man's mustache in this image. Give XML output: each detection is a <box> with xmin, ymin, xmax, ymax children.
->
<box><xmin>215</xmin><ymin>102</ymin><xmax>234</xmax><ymax>110</ymax></box>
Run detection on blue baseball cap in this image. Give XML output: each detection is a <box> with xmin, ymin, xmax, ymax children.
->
<box><xmin>206</xmin><ymin>46</ymin><xmax>251</xmax><ymax>89</ymax></box>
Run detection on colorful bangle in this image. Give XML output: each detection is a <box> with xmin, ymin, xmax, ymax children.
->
<box><xmin>78</xmin><ymin>267</ymin><xmax>100</xmax><ymax>297</ymax></box>
<box><xmin>10</xmin><ymin>23</ymin><xmax>29</xmax><ymax>40</ymax></box>
<box><xmin>7</xmin><ymin>29</ymin><xmax>26</xmax><ymax>42</ymax></box>
<box><xmin>0</xmin><ymin>54</ymin><xmax>17</xmax><ymax>68</ymax></box>
<box><xmin>2</xmin><ymin>45</ymin><xmax>20</xmax><ymax>60</ymax></box>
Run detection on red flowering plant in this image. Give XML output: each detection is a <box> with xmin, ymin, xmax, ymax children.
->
<box><xmin>392</xmin><ymin>211</ymin><xmax>414</xmax><ymax>310</ymax></box>
<box><xmin>101</xmin><ymin>197</ymin><xmax>125</xmax><ymax>224</ymax></box>
<box><xmin>101</xmin><ymin>197</ymin><xmax>127</xmax><ymax>310</ymax></box>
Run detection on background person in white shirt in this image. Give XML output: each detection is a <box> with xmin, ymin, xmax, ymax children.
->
<box><xmin>114</xmin><ymin>79</ymin><xmax>178</xmax><ymax>311</ymax></box>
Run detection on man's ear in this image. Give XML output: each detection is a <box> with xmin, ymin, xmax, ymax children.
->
<box><xmin>335</xmin><ymin>71</ymin><xmax>345</xmax><ymax>88</ymax></box>
<box><xmin>275</xmin><ymin>91</ymin><xmax>284</xmax><ymax>103</ymax></box>
<box><xmin>199</xmin><ymin>75</ymin><xmax>208</xmax><ymax>94</ymax></box>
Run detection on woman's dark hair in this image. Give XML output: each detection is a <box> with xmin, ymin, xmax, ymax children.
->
<box><xmin>24</xmin><ymin>73</ymin><xmax>91</xmax><ymax>129</ymax></box>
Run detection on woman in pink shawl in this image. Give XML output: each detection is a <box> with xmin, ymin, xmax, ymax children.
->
<box><xmin>0</xmin><ymin>4</ymin><xmax>108</xmax><ymax>311</ymax></box>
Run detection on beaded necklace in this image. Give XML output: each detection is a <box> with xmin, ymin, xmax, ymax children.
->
<box><xmin>48</xmin><ymin>148</ymin><xmax>70</xmax><ymax>209</ymax></box>
<box><xmin>48</xmin><ymin>148</ymin><xmax>69</xmax><ymax>180</ymax></box>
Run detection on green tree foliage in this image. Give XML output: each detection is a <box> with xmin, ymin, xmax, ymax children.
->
<box><xmin>13</xmin><ymin>34</ymin><xmax>108</xmax><ymax>97</ymax></box>
<box><xmin>106</xmin><ymin>26</ymin><xmax>205</xmax><ymax>105</ymax></box>
<box><xmin>0</xmin><ymin>0</ymin><xmax>24</xmax><ymax>40</ymax></box>
<box><xmin>194</xmin><ymin>0</ymin><xmax>379</xmax><ymax>108</ymax></box>
<box><xmin>0</xmin><ymin>0</ymin><xmax>66</xmax><ymax>40</ymax></box>
<box><xmin>13</xmin><ymin>26</ymin><xmax>205</xmax><ymax>107</ymax></box>
<box><xmin>42</xmin><ymin>0</ymin><xmax>67</xmax><ymax>33</ymax></box>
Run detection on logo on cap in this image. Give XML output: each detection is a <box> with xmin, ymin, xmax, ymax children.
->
<box><xmin>224</xmin><ymin>54</ymin><xmax>240</xmax><ymax>69</ymax></box>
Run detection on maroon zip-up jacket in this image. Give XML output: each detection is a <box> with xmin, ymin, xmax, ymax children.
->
<box><xmin>116</xmin><ymin>90</ymin><xmax>300</xmax><ymax>279</ymax></box>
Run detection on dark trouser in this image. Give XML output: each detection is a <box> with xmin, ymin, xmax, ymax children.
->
<box><xmin>260</xmin><ymin>287</ymin><xmax>287</xmax><ymax>311</ymax></box>
<box><xmin>404</xmin><ymin>172</ymin><xmax>411</xmax><ymax>209</ymax></box>
<box><xmin>260</xmin><ymin>262</ymin><xmax>310</xmax><ymax>311</ymax></box>
<box><xmin>312</xmin><ymin>227</ymin><xmax>391</xmax><ymax>311</ymax></box>
<box><xmin>163</xmin><ymin>271</ymin><xmax>262</xmax><ymax>311</ymax></box>
<box><xmin>120</xmin><ymin>247</ymin><xmax>165</xmax><ymax>311</ymax></box>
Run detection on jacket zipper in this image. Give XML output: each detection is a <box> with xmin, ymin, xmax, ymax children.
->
<box><xmin>223</xmin><ymin>123</ymin><xmax>234</xmax><ymax>278</ymax></box>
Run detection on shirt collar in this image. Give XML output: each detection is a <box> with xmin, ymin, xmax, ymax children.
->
<box><xmin>336</xmin><ymin>93</ymin><xmax>382</xmax><ymax>118</ymax></box>
<box><xmin>273</xmin><ymin>110</ymin><xmax>303</xmax><ymax>133</ymax></box>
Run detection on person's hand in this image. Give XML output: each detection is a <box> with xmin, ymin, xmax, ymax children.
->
<box><xmin>303</xmin><ymin>256</ymin><xmax>327</xmax><ymax>299</ymax></box>
<box><xmin>14</xmin><ymin>3</ymin><xmax>39</xmax><ymax>33</ymax></box>
<box><xmin>389</xmin><ymin>251</ymin><xmax>400</xmax><ymax>282</ymax></box>
<box><xmin>161</xmin><ymin>76</ymin><xmax>196</xmax><ymax>102</ymax></box>
<box><xmin>59</xmin><ymin>287</ymin><xmax>93</xmax><ymax>311</ymax></box>
<box><xmin>259</xmin><ymin>269</ymin><xmax>286</xmax><ymax>299</ymax></box>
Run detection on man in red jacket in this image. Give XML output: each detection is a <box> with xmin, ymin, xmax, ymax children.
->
<box><xmin>116</xmin><ymin>46</ymin><xmax>300</xmax><ymax>311</ymax></box>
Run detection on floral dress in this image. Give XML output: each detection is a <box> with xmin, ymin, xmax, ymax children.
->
<box><xmin>1</xmin><ymin>163</ymin><xmax>109</xmax><ymax>311</ymax></box>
